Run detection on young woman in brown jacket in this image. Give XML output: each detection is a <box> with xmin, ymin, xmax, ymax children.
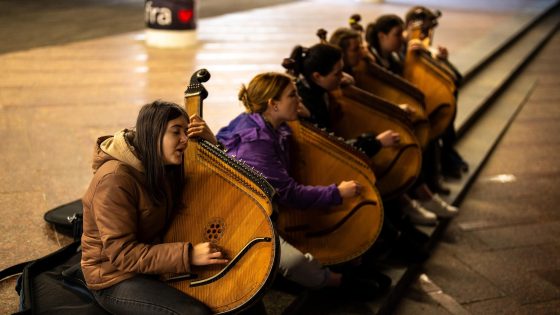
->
<box><xmin>81</xmin><ymin>100</ymin><xmax>226</xmax><ymax>315</ymax></box>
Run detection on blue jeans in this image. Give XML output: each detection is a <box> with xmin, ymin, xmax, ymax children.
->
<box><xmin>92</xmin><ymin>275</ymin><xmax>211</xmax><ymax>315</ymax></box>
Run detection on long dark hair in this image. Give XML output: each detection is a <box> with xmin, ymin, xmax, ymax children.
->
<box><xmin>134</xmin><ymin>100</ymin><xmax>188</xmax><ymax>208</ymax></box>
<box><xmin>285</xmin><ymin>43</ymin><xmax>342</xmax><ymax>81</ymax></box>
<box><xmin>365</xmin><ymin>14</ymin><xmax>404</xmax><ymax>52</ymax></box>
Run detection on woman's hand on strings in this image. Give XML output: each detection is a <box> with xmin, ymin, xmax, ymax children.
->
<box><xmin>338</xmin><ymin>180</ymin><xmax>362</xmax><ymax>198</ymax></box>
<box><xmin>191</xmin><ymin>242</ymin><xmax>228</xmax><ymax>266</ymax></box>
<box><xmin>187</xmin><ymin>114</ymin><xmax>218</xmax><ymax>145</ymax></box>
<box><xmin>376</xmin><ymin>130</ymin><xmax>400</xmax><ymax>147</ymax></box>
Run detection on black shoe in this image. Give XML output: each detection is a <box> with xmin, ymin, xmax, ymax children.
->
<box><xmin>341</xmin><ymin>270</ymin><xmax>390</xmax><ymax>301</ymax></box>
<box><xmin>441</xmin><ymin>164</ymin><xmax>462</xmax><ymax>180</ymax></box>
<box><xmin>400</xmin><ymin>219</ymin><xmax>430</xmax><ymax>245</ymax></box>
<box><xmin>389</xmin><ymin>238</ymin><xmax>430</xmax><ymax>264</ymax></box>
<box><xmin>460</xmin><ymin>161</ymin><xmax>469</xmax><ymax>173</ymax></box>
<box><xmin>451</xmin><ymin>150</ymin><xmax>469</xmax><ymax>173</ymax></box>
<box><xmin>427</xmin><ymin>178</ymin><xmax>451</xmax><ymax>195</ymax></box>
<box><xmin>387</xmin><ymin>223</ymin><xmax>430</xmax><ymax>264</ymax></box>
<box><xmin>442</xmin><ymin>148</ymin><xmax>469</xmax><ymax>174</ymax></box>
<box><xmin>352</xmin><ymin>267</ymin><xmax>392</xmax><ymax>291</ymax></box>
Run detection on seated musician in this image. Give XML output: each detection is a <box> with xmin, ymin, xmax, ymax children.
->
<box><xmin>330</xmin><ymin>25</ymin><xmax>410</xmax><ymax>115</ymax></box>
<box><xmin>216</xmin><ymin>72</ymin><xmax>391</xmax><ymax>300</ymax></box>
<box><xmin>287</xmin><ymin>44</ymin><xmax>400</xmax><ymax>158</ymax></box>
<box><xmin>403</xmin><ymin>6</ymin><xmax>469</xmax><ymax>179</ymax></box>
<box><xmin>403</xmin><ymin>6</ymin><xmax>448</xmax><ymax>61</ymax></box>
<box><xmin>81</xmin><ymin>101</ymin><xmax>228</xmax><ymax>315</ymax></box>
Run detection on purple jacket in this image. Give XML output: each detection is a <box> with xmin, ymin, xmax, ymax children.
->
<box><xmin>216</xmin><ymin>113</ymin><xmax>342</xmax><ymax>210</ymax></box>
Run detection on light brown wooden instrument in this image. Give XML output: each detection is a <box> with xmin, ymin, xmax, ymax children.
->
<box><xmin>352</xmin><ymin>58</ymin><xmax>430</xmax><ymax>149</ymax></box>
<box><xmin>277</xmin><ymin>120</ymin><xmax>383</xmax><ymax>265</ymax></box>
<box><xmin>403</xmin><ymin>37</ymin><xmax>456</xmax><ymax>140</ymax></box>
<box><xmin>163</xmin><ymin>69</ymin><xmax>279</xmax><ymax>314</ymax></box>
<box><xmin>329</xmin><ymin>85</ymin><xmax>422</xmax><ymax>200</ymax></box>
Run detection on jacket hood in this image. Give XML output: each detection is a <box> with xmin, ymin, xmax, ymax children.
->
<box><xmin>92</xmin><ymin>129</ymin><xmax>144</xmax><ymax>173</ymax></box>
<box><xmin>216</xmin><ymin>113</ymin><xmax>291</xmax><ymax>152</ymax></box>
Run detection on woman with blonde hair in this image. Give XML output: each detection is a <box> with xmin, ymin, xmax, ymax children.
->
<box><xmin>216</xmin><ymin>72</ymin><xmax>391</xmax><ymax>300</ymax></box>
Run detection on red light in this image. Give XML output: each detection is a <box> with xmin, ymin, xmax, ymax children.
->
<box><xmin>178</xmin><ymin>9</ymin><xmax>193</xmax><ymax>23</ymax></box>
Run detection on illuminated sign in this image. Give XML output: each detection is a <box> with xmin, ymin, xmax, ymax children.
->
<box><xmin>145</xmin><ymin>0</ymin><xmax>196</xmax><ymax>30</ymax></box>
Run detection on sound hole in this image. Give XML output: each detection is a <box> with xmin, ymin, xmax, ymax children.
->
<box><xmin>204</xmin><ymin>219</ymin><xmax>225</xmax><ymax>243</ymax></box>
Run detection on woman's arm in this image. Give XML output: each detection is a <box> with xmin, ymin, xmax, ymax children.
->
<box><xmin>237</xmin><ymin>139</ymin><xmax>343</xmax><ymax>209</ymax></box>
<box><xmin>92</xmin><ymin>173</ymin><xmax>193</xmax><ymax>275</ymax></box>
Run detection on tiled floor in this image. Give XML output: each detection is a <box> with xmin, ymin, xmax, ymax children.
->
<box><xmin>0</xmin><ymin>0</ymin><xmax>558</xmax><ymax>314</ymax></box>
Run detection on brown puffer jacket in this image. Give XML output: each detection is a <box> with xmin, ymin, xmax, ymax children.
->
<box><xmin>81</xmin><ymin>130</ymin><xmax>192</xmax><ymax>290</ymax></box>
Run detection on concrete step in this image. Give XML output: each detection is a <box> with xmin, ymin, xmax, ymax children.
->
<box><xmin>456</xmin><ymin>3</ymin><xmax>560</xmax><ymax>137</ymax></box>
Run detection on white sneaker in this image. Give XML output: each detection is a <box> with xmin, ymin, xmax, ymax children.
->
<box><xmin>421</xmin><ymin>194</ymin><xmax>458</xmax><ymax>218</ymax></box>
<box><xmin>403</xmin><ymin>199</ymin><xmax>437</xmax><ymax>226</ymax></box>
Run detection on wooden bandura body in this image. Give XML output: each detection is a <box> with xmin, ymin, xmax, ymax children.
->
<box><xmin>329</xmin><ymin>85</ymin><xmax>422</xmax><ymax>199</ymax></box>
<box><xmin>163</xmin><ymin>69</ymin><xmax>279</xmax><ymax>314</ymax></box>
<box><xmin>403</xmin><ymin>40</ymin><xmax>456</xmax><ymax>140</ymax></box>
<box><xmin>277</xmin><ymin>120</ymin><xmax>383</xmax><ymax>265</ymax></box>
<box><xmin>352</xmin><ymin>59</ymin><xmax>430</xmax><ymax>149</ymax></box>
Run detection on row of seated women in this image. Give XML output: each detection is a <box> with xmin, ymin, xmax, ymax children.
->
<box><xmin>79</xmin><ymin>5</ymin><xmax>468</xmax><ymax>315</ymax></box>
<box><xmin>359</xmin><ymin>9</ymin><xmax>467</xmax><ymax>181</ymax></box>
<box><xmin>327</xmin><ymin>14</ymin><xmax>460</xmax><ymax>226</ymax></box>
